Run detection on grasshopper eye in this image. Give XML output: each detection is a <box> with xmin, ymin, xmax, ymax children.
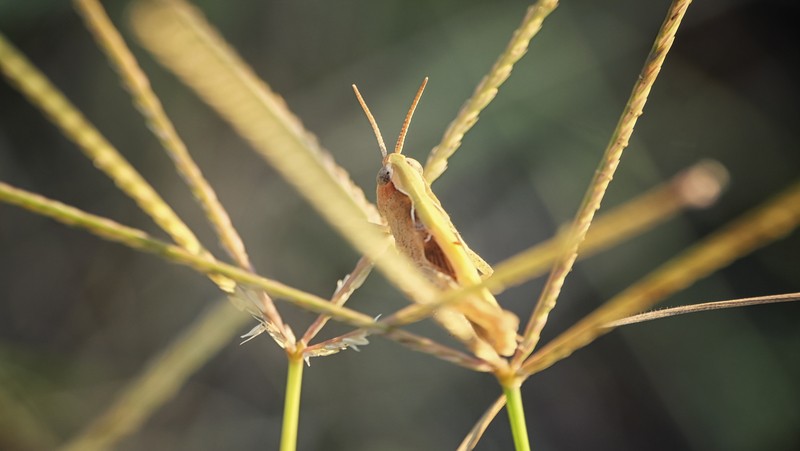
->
<box><xmin>377</xmin><ymin>165</ymin><xmax>392</xmax><ymax>185</ymax></box>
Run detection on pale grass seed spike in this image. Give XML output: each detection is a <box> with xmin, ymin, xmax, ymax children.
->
<box><xmin>352</xmin><ymin>79</ymin><xmax>519</xmax><ymax>357</ymax></box>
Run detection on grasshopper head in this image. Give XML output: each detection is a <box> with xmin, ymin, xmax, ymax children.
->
<box><xmin>380</xmin><ymin>153</ymin><xmax>424</xmax><ymax>191</ymax></box>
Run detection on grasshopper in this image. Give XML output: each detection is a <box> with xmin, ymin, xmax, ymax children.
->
<box><xmin>353</xmin><ymin>78</ymin><xmax>519</xmax><ymax>357</ymax></box>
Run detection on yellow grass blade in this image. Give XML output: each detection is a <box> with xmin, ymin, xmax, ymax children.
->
<box><xmin>72</xmin><ymin>0</ymin><xmax>290</xmax><ymax>346</ymax></box>
<box><xmin>130</xmin><ymin>0</ymin><xmax>380</xmax><ymax>224</ymax></box>
<box><xmin>0</xmin><ymin>33</ymin><xmax>198</xmax><ymax>258</ymax></box>
<box><xmin>488</xmin><ymin>160</ymin><xmax>727</xmax><ymax>293</ymax></box>
<box><xmin>514</xmin><ymin>0</ymin><xmax>693</xmax><ymax>367</ymax></box>
<box><xmin>0</xmin><ymin>31</ymin><xmax>237</xmax><ymax>292</ymax></box>
<box><xmin>74</xmin><ymin>0</ymin><xmax>244</xmax><ymax>268</ymax></box>
<box><xmin>129</xmin><ymin>0</ymin><xmax>495</xmax><ymax>352</ymax></box>
<box><xmin>520</xmin><ymin>179</ymin><xmax>800</xmax><ymax>378</ymax></box>
<box><xmin>424</xmin><ymin>0</ymin><xmax>559</xmax><ymax>183</ymax></box>
<box><xmin>0</xmin><ymin>181</ymin><xmax>375</xmax><ymax>329</ymax></box>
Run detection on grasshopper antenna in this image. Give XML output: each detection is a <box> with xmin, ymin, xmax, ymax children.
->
<box><xmin>352</xmin><ymin>84</ymin><xmax>388</xmax><ymax>159</ymax></box>
<box><xmin>394</xmin><ymin>77</ymin><xmax>428</xmax><ymax>155</ymax></box>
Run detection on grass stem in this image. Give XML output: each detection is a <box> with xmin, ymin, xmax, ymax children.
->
<box><xmin>280</xmin><ymin>355</ymin><xmax>305</xmax><ymax>451</ymax></box>
<box><xmin>502</xmin><ymin>383</ymin><xmax>531</xmax><ymax>451</ymax></box>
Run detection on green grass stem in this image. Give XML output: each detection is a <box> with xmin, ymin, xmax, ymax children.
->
<box><xmin>502</xmin><ymin>383</ymin><xmax>531</xmax><ymax>451</ymax></box>
<box><xmin>280</xmin><ymin>356</ymin><xmax>305</xmax><ymax>451</ymax></box>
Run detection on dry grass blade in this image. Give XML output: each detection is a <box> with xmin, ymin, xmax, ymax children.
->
<box><xmin>129</xmin><ymin>0</ymin><xmax>416</xmax><ymax>288</ymax></box>
<box><xmin>304</xmin><ymin>328</ymin><xmax>491</xmax><ymax>372</ymax></box>
<box><xmin>487</xmin><ymin>159</ymin><xmax>727</xmax><ymax>293</ymax></box>
<box><xmin>605</xmin><ymin>292</ymin><xmax>800</xmax><ymax>328</ymax></box>
<box><xmin>129</xmin><ymin>0</ymin><xmax>491</xmax><ymax>351</ymax></box>
<box><xmin>60</xmin><ymin>301</ymin><xmax>249</xmax><ymax>451</ymax></box>
<box><xmin>382</xmin><ymin>159</ymin><xmax>726</xmax><ymax>328</ymax></box>
<box><xmin>424</xmin><ymin>0</ymin><xmax>559</xmax><ymax>183</ymax></box>
<box><xmin>72</xmin><ymin>0</ymin><xmax>290</xmax><ymax>345</ymax></box>
<box><xmin>514</xmin><ymin>0</ymin><xmax>693</xmax><ymax>366</ymax></box>
<box><xmin>456</xmin><ymin>395</ymin><xmax>507</xmax><ymax>451</ymax></box>
<box><xmin>521</xmin><ymin>179</ymin><xmax>800</xmax><ymax>378</ymax></box>
<box><xmin>131</xmin><ymin>0</ymin><xmax>379</xmax><ymax>224</ymax></box>
<box><xmin>302</xmin><ymin>256</ymin><xmax>374</xmax><ymax>344</ymax></box>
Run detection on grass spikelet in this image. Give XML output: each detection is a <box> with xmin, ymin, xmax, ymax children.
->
<box><xmin>73</xmin><ymin>0</ymin><xmax>290</xmax><ymax>345</ymax></box>
<box><xmin>521</xmin><ymin>179</ymin><xmax>800</xmax><ymax>377</ymax></box>
<box><xmin>514</xmin><ymin>0</ymin><xmax>694</xmax><ymax>365</ymax></box>
<box><xmin>0</xmin><ymin>181</ymin><xmax>374</xmax><ymax>328</ymax></box>
<box><xmin>424</xmin><ymin>0</ymin><xmax>559</xmax><ymax>183</ymax></box>
<box><xmin>0</xmin><ymin>31</ymin><xmax>239</xmax><ymax>293</ymax></box>
<box><xmin>487</xmin><ymin>159</ymin><xmax>728</xmax><ymax>293</ymax></box>
<box><xmin>129</xmin><ymin>0</ymin><xmax>436</xmax><ymax>300</ymax></box>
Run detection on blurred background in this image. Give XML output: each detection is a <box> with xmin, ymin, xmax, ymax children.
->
<box><xmin>1</xmin><ymin>0</ymin><xmax>798</xmax><ymax>450</ymax></box>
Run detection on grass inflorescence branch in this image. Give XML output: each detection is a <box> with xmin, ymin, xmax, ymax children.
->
<box><xmin>514</xmin><ymin>0</ymin><xmax>694</xmax><ymax>367</ymax></box>
<box><xmin>424</xmin><ymin>0</ymin><xmax>559</xmax><ymax>183</ymax></box>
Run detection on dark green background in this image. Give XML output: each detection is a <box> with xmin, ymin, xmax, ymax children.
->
<box><xmin>1</xmin><ymin>1</ymin><xmax>798</xmax><ymax>450</ymax></box>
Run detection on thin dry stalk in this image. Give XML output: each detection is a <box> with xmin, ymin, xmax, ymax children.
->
<box><xmin>385</xmin><ymin>329</ymin><xmax>493</xmax><ymax>371</ymax></box>
<box><xmin>456</xmin><ymin>395</ymin><xmax>507</xmax><ymax>451</ymax></box>
<box><xmin>514</xmin><ymin>0</ymin><xmax>693</xmax><ymax>367</ymax></box>
<box><xmin>301</xmin><ymin>256</ymin><xmax>374</xmax><ymax>344</ymax></box>
<box><xmin>305</xmin><ymin>328</ymin><xmax>492</xmax><ymax>372</ymax></box>
<box><xmin>60</xmin><ymin>301</ymin><xmax>249</xmax><ymax>451</ymax></box>
<box><xmin>521</xmin><ymin>179</ymin><xmax>800</xmax><ymax>378</ymax></box>
<box><xmin>424</xmin><ymin>0</ymin><xmax>559</xmax><ymax>183</ymax></box>
<box><xmin>72</xmin><ymin>0</ymin><xmax>290</xmax><ymax>344</ymax></box>
<box><xmin>605</xmin><ymin>292</ymin><xmax>800</xmax><ymax>328</ymax></box>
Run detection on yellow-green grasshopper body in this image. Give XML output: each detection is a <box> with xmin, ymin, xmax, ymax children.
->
<box><xmin>355</xmin><ymin>79</ymin><xmax>519</xmax><ymax>357</ymax></box>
